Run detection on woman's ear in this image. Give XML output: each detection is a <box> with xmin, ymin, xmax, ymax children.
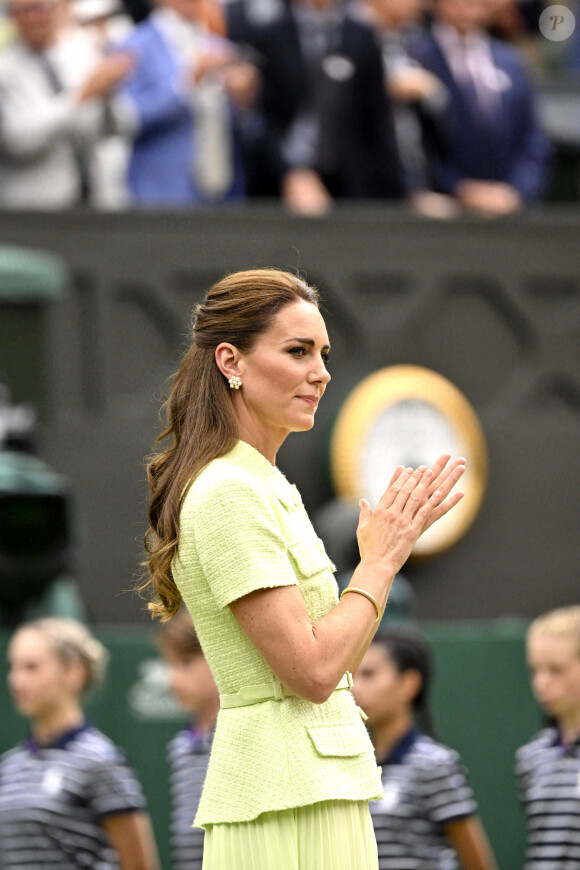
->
<box><xmin>215</xmin><ymin>343</ymin><xmax>241</xmax><ymax>381</ymax></box>
<box><xmin>64</xmin><ymin>658</ymin><xmax>89</xmax><ymax>697</ymax></box>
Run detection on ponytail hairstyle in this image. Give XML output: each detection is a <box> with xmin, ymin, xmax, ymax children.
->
<box><xmin>16</xmin><ymin>618</ymin><xmax>109</xmax><ymax>692</ymax></box>
<box><xmin>142</xmin><ymin>269</ymin><xmax>321</xmax><ymax>621</ymax></box>
<box><xmin>372</xmin><ymin>624</ymin><xmax>436</xmax><ymax>737</ymax></box>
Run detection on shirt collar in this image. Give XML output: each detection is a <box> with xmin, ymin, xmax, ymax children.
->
<box><xmin>228</xmin><ymin>440</ymin><xmax>303</xmax><ymax>511</ymax></box>
<box><xmin>26</xmin><ymin>720</ymin><xmax>91</xmax><ymax>755</ymax></box>
<box><xmin>377</xmin><ymin>726</ymin><xmax>419</xmax><ymax>766</ymax></box>
<box><xmin>185</xmin><ymin>722</ymin><xmax>215</xmax><ymax>753</ymax></box>
<box><xmin>551</xmin><ymin>724</ymin><xmax>580</xmax><ymax>754</ymax></box>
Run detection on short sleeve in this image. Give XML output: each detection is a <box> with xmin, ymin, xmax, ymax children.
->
<box><xmin>422</xmin><ymin>753</ymin><xmax>478</xmax><ymax>827</ymax></box>
<box><xmin>87</xmin><ymin>754</ymin><xmax>147</xmax><ymax>819</ymax></box>
<box><xmin>186</xmin><ymin>476</ymin><xmax>298</xmax><ymax>609</ymax></box>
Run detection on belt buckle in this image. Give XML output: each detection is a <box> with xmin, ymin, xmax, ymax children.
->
<box><xmin>272</xmin><ymin>679</ymin><xmax>285</xmax><ymax>701</ymax></box>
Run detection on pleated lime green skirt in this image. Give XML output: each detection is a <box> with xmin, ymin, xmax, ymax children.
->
<box><xmin>202</xmin><ymin>800</ymin><xmax>378</xmax><ymax>869</ymax></box>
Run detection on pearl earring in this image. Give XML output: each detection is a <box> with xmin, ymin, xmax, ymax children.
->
<box><xmin>228</xmin><ymin>376</ymin><xmax>242</xmax><ymax>390</ymax></box>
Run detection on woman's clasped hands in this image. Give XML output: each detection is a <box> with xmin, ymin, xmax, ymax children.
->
<box><xmin>357</xmin><ymin>454</ymin><xmax>466</xmax><ymax>577</ymax></box>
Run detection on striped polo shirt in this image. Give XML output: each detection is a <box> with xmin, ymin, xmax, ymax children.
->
<box><xmin>515</xmin><ymin>726</ymin><xmax>580</xmax><ymax>868</ymax></box>
<box><xmin>0</xmin><ymin>722</ymin><xmax>146</xmax><ymax>870</ymax></box>
<box><xmin>370</xmin><ymin>728</ymin><xmax>478</xmax><ymax>870</ymax></box>
<box><xmin>167</xmin><ymin>725</ymin><xmax>213</xmax><ymax>870</ymax></box>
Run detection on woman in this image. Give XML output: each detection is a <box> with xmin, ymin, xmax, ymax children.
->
<box><xmin>0</xmin><ymin>617</ymin><xmax>160</xmax><ymax>870</ymax></box>
<box><xmin>515</xmin><ymin>606</ymin><xmax>580</xmax><ymax>868</ymax></box>
<box><xmin>143</xmin><ymin>268</ymin><xmax>466</xmax><ymax>869</ymax></box>
<box><xmin>353</xmin><ymin>627</ymin><xmax>498</xmax><ymax>870</ymax></box>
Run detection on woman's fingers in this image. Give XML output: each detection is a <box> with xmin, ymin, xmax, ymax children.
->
<box><xmin>377</xmin><ymin>454</ymin><xmax>466</xmax><ymax>526</ymax></box>
<box><xmin>380</xmin><ymin>453</ymin><xmax>454</xmax><ymax>513</ymax></box>
<box><xmin>385</xmin><ymin>464</ymin><xmax>406</xmax><ymax>490</ymax></box>
<box><xmin>420</xmin><ymin>460</ymin><xmax>466</xmax><ymax>531</ymax></box>
<box><xmin>422</xmin><ymin>487</ymin><xmax>465</xmax><ymax>532</ymax></box>
<box><xmin>377</xmin><ymin>466</ymin><xmax>414</xmax><ymax>509</ymax></box>
<box><xmin>431</xmin><ymin>458</ymin><xmax>466</xmax><ymax>503</ymax></box>
<box><xmin>427</xmin><ymin>455</ymin><xmax>465</xmax><ymax>498</ymax></box>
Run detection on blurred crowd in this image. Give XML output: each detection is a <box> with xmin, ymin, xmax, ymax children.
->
<box><xmin>0</xmin><ymin>0</ymin><xmax>578</xmax><ymax>215</ymax></box>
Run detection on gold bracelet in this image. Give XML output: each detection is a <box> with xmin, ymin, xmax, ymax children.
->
<box><xmin>340</xmin><ymin>587</ymin><xmax>382</xmax><ymax>623</ymax></box>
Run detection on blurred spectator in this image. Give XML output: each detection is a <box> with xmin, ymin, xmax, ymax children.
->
<box><xmin>239</xmin><ymin>0</ymin><xmax>407</xmax><ymax>214</ymax></box>
<box><xmin>359</xmin><ymin>0</ymin><xmax>460</xmax><ymax>216</ymax></box>
<box><xmin>72</xmin><ymin>0</ymin><xmax>136</xmax><ymax>207</ymax></box>
<box><xmin>488</xmin><ymin>0</ymin><xmax>541</xmax><ymax>41</ymax></box>
<box><xmin>118</xmin><ymin>0</ymin><xmax>259</xmax><ymax>205</ymax></box>
<box><xmin>515</xmin><ymin>606</ymin><xmax>580</xmax><ymax>869</ymax></box>
<box><xmin>487</xmin><ymin>0</ymin><xmax>544</xmax><ymax>69</ymax></box>
<box><xmin>157</xmin><ymin>608</ymin><xmax>219</xmax><ymax>870</ymax></box>
<box><xmin>409</xmin><ymin>0</ymin><xmax>551</xmax><ymax>215</ymax></box>
<box><xmin>73</xmin><ymin>0</ymin><xmax>134</xmax><ymax>50</ymax></box>
<box><xmin>353</xmin><ymin>626</ymin><xmax>499</xmax><ymax>870</ymax></box>
<box><xmin>0</xmin><ymin>0</ymin><xmax>134</xmax><ymax>209</ymax></box>
<box><xmin>0</xmin><ymin>617</ymin><xmax>160</xmax><ymax>870</ymax></box>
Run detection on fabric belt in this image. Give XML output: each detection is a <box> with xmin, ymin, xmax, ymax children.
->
<box><xmin>220</xmin><ymin>672</ymin><xmax>353</xmax><ymax>710</ymax></box>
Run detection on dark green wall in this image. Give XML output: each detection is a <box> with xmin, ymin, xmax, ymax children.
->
<box><xmin>0</xmin><ymin>207</ymin><xmax>579</xmax><ymax>624</ymax></box>
<box><xmin>0</xmin><ymin>621</ymin><xmax>540</xmax><ymax>870</ymax></box>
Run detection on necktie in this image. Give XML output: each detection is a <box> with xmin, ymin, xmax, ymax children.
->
<box><xmin>38</xmin><ymin>52</ymin><xmax>92</xmax><ymax>205</ymax></box>
<box><xmin>192</xmin><ymin>75</ymin><xmax>234</xmax><ymax>200</ymax></box>
<box><xmin>461</xmin><ymin>39</ymin><xmax>499</xmax><ymax>122</ymax></box>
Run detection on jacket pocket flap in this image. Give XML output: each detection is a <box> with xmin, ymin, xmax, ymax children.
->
<box><xmin>288</xmin><ymin>538</ymin><xmax>334</xmax><ymax>578</ymax></box>
<box><xmin>306</xmin><ymin>723</ymin><xmax>369</xmax><ymax>758</ymax></box>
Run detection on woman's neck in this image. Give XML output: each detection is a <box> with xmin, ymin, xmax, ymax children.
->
<box><xmin>32</xmin><ymin>705</ymin><xmax>85</xmax><ymax>744</ymax></box>
<box><xmin>236</xmin><ymin>418</ymin><xmax>288</xmax><ymax>466</ymax></box>
<box><xmin>559</xmin><ymin>708</ymin><xmax>580</xmax><ymax>746</ymax></box>
<box><xmin>371</xmin><ymin>709</ymin><xmax>414</xmax><ymax>762</ymax></box>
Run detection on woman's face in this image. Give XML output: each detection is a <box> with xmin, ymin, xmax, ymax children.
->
<box><xmin>233</xmin><ymin>299</ymin><xmax>331</xmax><ymax>451</ymax></box>
<box><xmin>7</xmin><ymin>628</ymin><xmax>79</xmax><ymax>720</ymax></box>
<box><xmin>527</xmin><ymin>632</ymin><xmax>580</xmax><ymax>721</ymax></box>
<box><xmin>353</xmin><ymin>644</ymin><xmax>409</xmax><ymax>726</ymax></box>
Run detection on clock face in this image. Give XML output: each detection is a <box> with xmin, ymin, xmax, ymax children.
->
<box><xmin>331</xmin><ymin>367</ymin><xmax>488</xmax><ymax>558</ymax></box>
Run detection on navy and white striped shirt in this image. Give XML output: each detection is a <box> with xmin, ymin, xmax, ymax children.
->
<box><xmin>0</xmin><ymin>722</ymin><xmax>146</xmax><ymax>870</ymax></box>
<box><xmin>515</xmin><ymin>726</ymin><xmax>580</xmax><ymax>868</ymax></box>
<box><xmin>167</xmin><ymin>725</ymin><xmax>213</xmax><ymax>870</ymax></box>
<box><xmin>370</xmin><ymin>728</ymin><xmax>478</xmax><ymax>870</ymax></box>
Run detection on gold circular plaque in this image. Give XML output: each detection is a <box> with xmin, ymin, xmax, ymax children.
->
<box><xmin>330</xmin><ymin>365</ymin><xmax>488</xmax><ymax>558</ymax></box>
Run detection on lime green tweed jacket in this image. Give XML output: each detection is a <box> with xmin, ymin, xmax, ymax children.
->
<box><xmin>173</xmin><ymin>440</ymin><xmax>383</xmax><ymax>826</ymax></box>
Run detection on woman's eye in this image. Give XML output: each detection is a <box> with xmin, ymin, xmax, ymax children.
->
<box><xmin>289</xmin><ymin>347</ymin><xmax>306</xmax><ymax>357</ymax></box>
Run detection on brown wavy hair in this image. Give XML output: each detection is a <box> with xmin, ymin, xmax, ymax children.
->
<box><xmin>142</xmin><ymin>269</ymin><xmax>320</xmax><ymax>621</ymax></box>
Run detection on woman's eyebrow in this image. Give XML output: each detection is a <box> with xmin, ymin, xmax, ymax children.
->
<box><xmin>284</xmin><ymin>337</ymin><xmax>331</xmax><ymax>350</ymax></box>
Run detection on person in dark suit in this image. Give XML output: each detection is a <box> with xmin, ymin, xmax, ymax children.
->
<box><xmin>409</xmin><ymin>0</ymin><xmax>551</xmax><ymax>215</ymax></box>
<box><xmin>239</xmin><ymin>0</ymin><xmax>406</xmax><ymax>215</ymax></box>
